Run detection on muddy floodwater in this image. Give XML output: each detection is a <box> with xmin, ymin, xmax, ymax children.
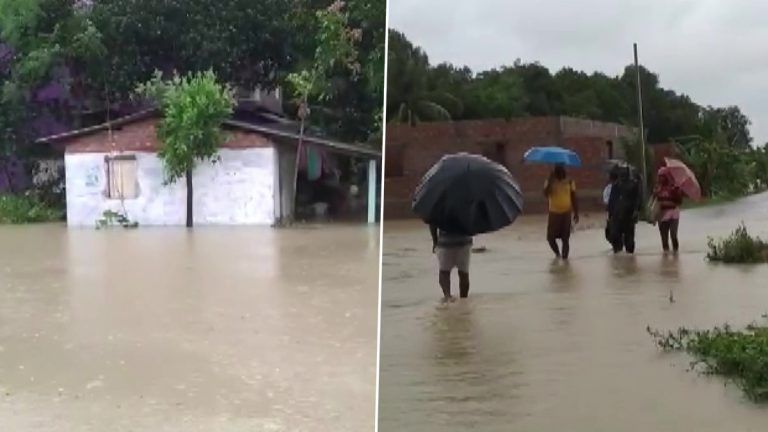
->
<box><xmin>0</xmin><ymin>224</ymin><xmax>379</xmax><ymax>432</ymax></box>
<box><xmin>380</xmin><ymin>192</ymin><xmax>768</xmax><ymax>432</ymax></box>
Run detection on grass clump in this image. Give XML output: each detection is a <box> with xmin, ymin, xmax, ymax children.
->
<box><xmin>706</xmin><ymin>223</ymin><xmax>768</xmax><ymax>263</ymax></box>
<box><xmin>0</xmin><ymin>193</ymin><xmax>63</xmax><ymax>224</ymax></box>
<box><xmin>648</xmin><ymin>320</ymin><xmax>768</xmax><ymax>402</ymax></box>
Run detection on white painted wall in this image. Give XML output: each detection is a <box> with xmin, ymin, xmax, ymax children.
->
<box><xmin>65</xmin><ymin>148</ymin><xmax>277</xmax><ymax>227</ymax></box>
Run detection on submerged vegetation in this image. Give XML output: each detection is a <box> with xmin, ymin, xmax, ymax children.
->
<box><xmin>648</xmin><ymin>319</ymin><xmax>768</xmax><ymax>402</ymax></box>
<box><xmin>0</xmin><ymin>193</ymin><xmax>63</xmax><ymax>223</ymax></box>
<box><xmin>95</xmin><ymin>210</ymin><xmax>138</xmax><ymax>229</ymax></box>
<box><xmin>706</xmin><ymin>223</ymin><xmax>768</xmax><ymax>263</ymax></box>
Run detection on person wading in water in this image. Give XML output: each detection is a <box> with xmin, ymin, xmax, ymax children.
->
<box><xmin>604</xmin><ymin>168</ymin><xmax>619</xmax><ymax>245</ymax></box>
<box><xmin>430</xmin><ymin>225</ymin><xmax>472</xmax><ymax>301</ymax></box>
<box><xmin>607</xmin><ymin>166</ymin><xmax>642</xmax><ymax>254</ymax></box>
<box><xmin>653</xmin><ymin>167</ymin><xmax>684</xmax><ymax>253</ymax></box>
<box><xmin>544</xmin><ymin>164</ymin><xmax>579</xmax><ymax>260</ymax></box>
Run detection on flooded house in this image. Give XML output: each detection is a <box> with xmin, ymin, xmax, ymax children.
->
<box><xmin>35</xmin><ymin>93</ymin><xmax>381</xmax><ymax>227</ymax></box>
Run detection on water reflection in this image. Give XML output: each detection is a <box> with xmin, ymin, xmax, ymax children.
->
<box><xmin>548</xmin><ymin>259</ymin><xmax>575</xmax><ymax>291</ymax></box>
<box><xmin>423</xmin><ymin>300</ymin><xmax>521</xmax><ymax>429</ymax></box>
<box><xmin>429</xmin><ymin>302</ymin><xmax>478</xmax><ymax>365</ymax></box>
<box><xmin>660</xmin><ymin>254</ymin><xmax>681</xmax><ymax>280</ymax></box>
<box><xmin>610</xmin><ymin>253</ymin><xmax>639</xmax><ymax>278</ymax></box>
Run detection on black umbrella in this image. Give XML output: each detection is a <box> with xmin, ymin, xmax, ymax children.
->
<box><xmin>412</xmin><ymin>153</ymin><xmax>524</xmax><ymax>236</ymax></box>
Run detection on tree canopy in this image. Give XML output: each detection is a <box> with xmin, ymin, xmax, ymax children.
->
<box><xmin>0</xmin><ymin>0</ymin><xmax>384</xmax><ymax>160</ymax></box>
<box><xmin>387</xmin><ymin>29</ymin><xmax>754</xmax><ymax>147</ymax></box>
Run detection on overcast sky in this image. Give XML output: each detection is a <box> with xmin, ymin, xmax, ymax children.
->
<box><xmin>389</xmin><ymin>0</ymin><xmax>768</xmax><ymax>145</ymax></box>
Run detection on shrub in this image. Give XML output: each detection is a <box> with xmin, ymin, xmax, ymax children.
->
<box><xmin>0</xmin><ymin>193</ymin><xmax>63</xmax><ymax>223</ymax></box>
<box><xmin>648</xmin><ymin>320</ymin><xmax>768</xmax><ymax>402</ymax></box>
<box><xmin>29</xmin><ymin>159</ymin><xmax>66</xmax><ymax>210</ymax></box>
<box><xmin>706</xmin><ymin>223</ymin><xmax>768</xmax><ymax>263</ymax></box>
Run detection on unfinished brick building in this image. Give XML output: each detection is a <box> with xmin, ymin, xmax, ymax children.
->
<box><xmin>384</xmin><ymin>117</ymin><xmax>634</xmax><ymax>219</ymax></box>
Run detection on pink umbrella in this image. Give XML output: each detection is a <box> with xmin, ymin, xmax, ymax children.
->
<box><xmin>662</xmin><ymin>157</ymin><xmax>701</xmax><ymax>200</ymax></box>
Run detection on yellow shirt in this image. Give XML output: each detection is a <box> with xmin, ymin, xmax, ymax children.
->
<box><xmin>546</xmin><ymin>179</ymin><xmax>575</xmax><ymax>214</ymax></box>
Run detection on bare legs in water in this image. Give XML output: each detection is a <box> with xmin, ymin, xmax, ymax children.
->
<box><xmin>439</xmin><ymin>270</ymin><xmax>470</xmax><ymax>301</ymax></box>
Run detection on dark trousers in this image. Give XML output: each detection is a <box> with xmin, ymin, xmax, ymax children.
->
<box><xmin>659</xmin><ymin>218</ymin><xmax>680</xmax><ymax>251</ymax></box>
<box><xmin>439</xmin><ymin>270</ymin><xmax>470</xmax><ymax>298</ymax></box>
<box><xmin>547</xmin><ymin>212</ymin><xmax>572</xmax><ymax>259</ymax></box>
<box><xmin>609</xmin><ymin>217</ymin><xmax>636</xmax><ymax>253</ymax></box>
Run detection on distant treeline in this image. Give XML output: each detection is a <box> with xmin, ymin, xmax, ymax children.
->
<box><xmin>386</xmin><ymin>29</ymin><xmax>752</xmax><ymax>149</ymax></box>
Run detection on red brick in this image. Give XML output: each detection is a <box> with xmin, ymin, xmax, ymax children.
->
<box><xmin>384</xmin><ymin>116</ymin><xmax>633</xmax><ymax>219</ymax></box>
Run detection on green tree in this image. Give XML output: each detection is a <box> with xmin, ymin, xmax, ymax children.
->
<box><xmin>589</xmin><ymin>72</ymin><xmax>630</xmax><ymax>124</ymax></box>
<box><xmin>751</xmin><ymin>144</ymin><xmax>768</xmax><ymax>191</ymax></box>
<box><xmin>90</xmin><ymin>0</ymin><xmax>297</xmax><ymax>99</ymax></box>
<box><xmin>285</xmin><ymin>1</ymin><xmax>362</xmax><ymax>222</ymax></box>
<box><xmin>553</xmin><ymin>68</ymin><xmax>602</xmax><ymax>119</ymax></box>
<box><xmin>386</xmin><ymin>29</ymin><xmax>457</xmax><ymax>124</ymax></box>
<box><xmin>0</xmin><ymin>92</ymin><xmax>25</xmax><ymax>192</ymax></box>
<box><xmin>2</xmin><ymin>0</ymin><xmax>381</xmax><ymax>139</ymax></box>
<box><xmin>135</xmin><ymin>70</ymin><xmax>235</xmax><ymax>227</ymax></box>
<box><xmin>674</xmin><ymin>137</ymin><xmax>720</xmax><ymax>198</ymax></box>
<box><xmin>426</xmin><ymin>63</ymin><xmax>472</xmax><ymax>117</ymax></box>
<box><xmin>513</xmin><ymin>61</ymin><xmax>560</xmax><ymax>116</ymax></box>
<box><xmin>284</xmin><ymin>0</ymin><xmax>384</xmax><ymax>143</ymax></box>
<box><xmin>0</xmin><ymin>0</ymin><xmax>106</xmax><ymax>127</ymax></box>
<box><xmin>673</xmin><ymin>130</ymin><xmax>753</xmax><ymax>199</ymax></box>
<box><xmin>346</xmin><ymin>0</ymin><xmax>386</xmax><ymax>140</ymax></box>
<box><xmin>463</xmin><ymin>67</ymin><xmax>527</xmax><ymax>119</ymax></box>
<box><xmin>698</xmin><ymin>106</ymin><xmax>752</xmax><ymax>149</ymax></box>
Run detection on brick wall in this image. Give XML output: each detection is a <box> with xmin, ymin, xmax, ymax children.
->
<box><xmin>384</xmin><ymin>117</ymin><xmax>628</xmax><ymax>219</ymax></box>
<box><xmin>560</xmin><ymin>117</ymin><xmax>633</xmax><ymax>139</ymax></box>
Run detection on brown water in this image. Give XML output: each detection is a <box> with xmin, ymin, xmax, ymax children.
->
<box><xmin>0</xmin><ymin>224</ymin><xmax>379</xmax><ymax>432</ymax></box>
<box><xmin>379</xmin><ymin>192</ymin><xmax>768</xmax><ymax>431</ymax></box>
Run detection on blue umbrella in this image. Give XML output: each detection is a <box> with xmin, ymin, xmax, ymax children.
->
<box><xmin>523</xmin><ymin>146</ymin><xmax>582</xmax><ymax>167</ymax></box>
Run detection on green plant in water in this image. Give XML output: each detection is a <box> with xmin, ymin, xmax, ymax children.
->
<box><xmin>648</xmin><ymin>320</ymin><xmax>768</xmax><ymax>402</ymax></box>
<box><xmin>0</xmin><ymin>193</ymin><xmax>63</xmax><ymax>223</ymax></box>
<box><xmin>706</xmin><ymin>223</ymin><xmax>768</xmax><ymax>263</ymax></box>
<box><xmin>95</xmin><ymin>210</ymin><xmax>138</xmax><ymax>229</ymax></box>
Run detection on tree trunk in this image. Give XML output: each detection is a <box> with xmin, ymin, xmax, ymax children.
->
<box><xmin>292</xmin><ymin>100</ymin><xmax>309</xmax><ymax>224</ymax></box>
<box><xmin>0</xmin><ymin>157</ymin><xmax>15</xmax><ymax>194</ymax></box>
<box><xmin>186</xmin><ymin>167</ymin><xmax>193</xmax><ymax>228</ymax></box>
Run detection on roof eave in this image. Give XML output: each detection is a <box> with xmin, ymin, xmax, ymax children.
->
<box><xmin>224</xmin><ymin>120</ymin><xmax>381</xmax><ymax>159</ymax></box>
<box><xmin>34</xmin><ymin>108</ymin><xmax>160</xmax><ymax>145</ymax></box>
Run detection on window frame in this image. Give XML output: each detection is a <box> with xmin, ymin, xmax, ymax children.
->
<box><xmin>104</xmin><ymin>154</ymin><xmax>139</xmax><ymax>200</ymax></box>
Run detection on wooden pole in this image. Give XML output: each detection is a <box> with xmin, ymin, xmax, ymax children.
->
<box><xmin>634</xmin><ymin>43</ymin><xmax>648</xmax><ymax>199</ymax></box>
<box><xmin>367</xmin><ymin>159</ymin><xmax>377</xmax><ymax>224</ymax></box>
<box><xmin>291</xmin><ymin>101</ymin><xmax>310</xmax><ymax>224</ymax></box>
